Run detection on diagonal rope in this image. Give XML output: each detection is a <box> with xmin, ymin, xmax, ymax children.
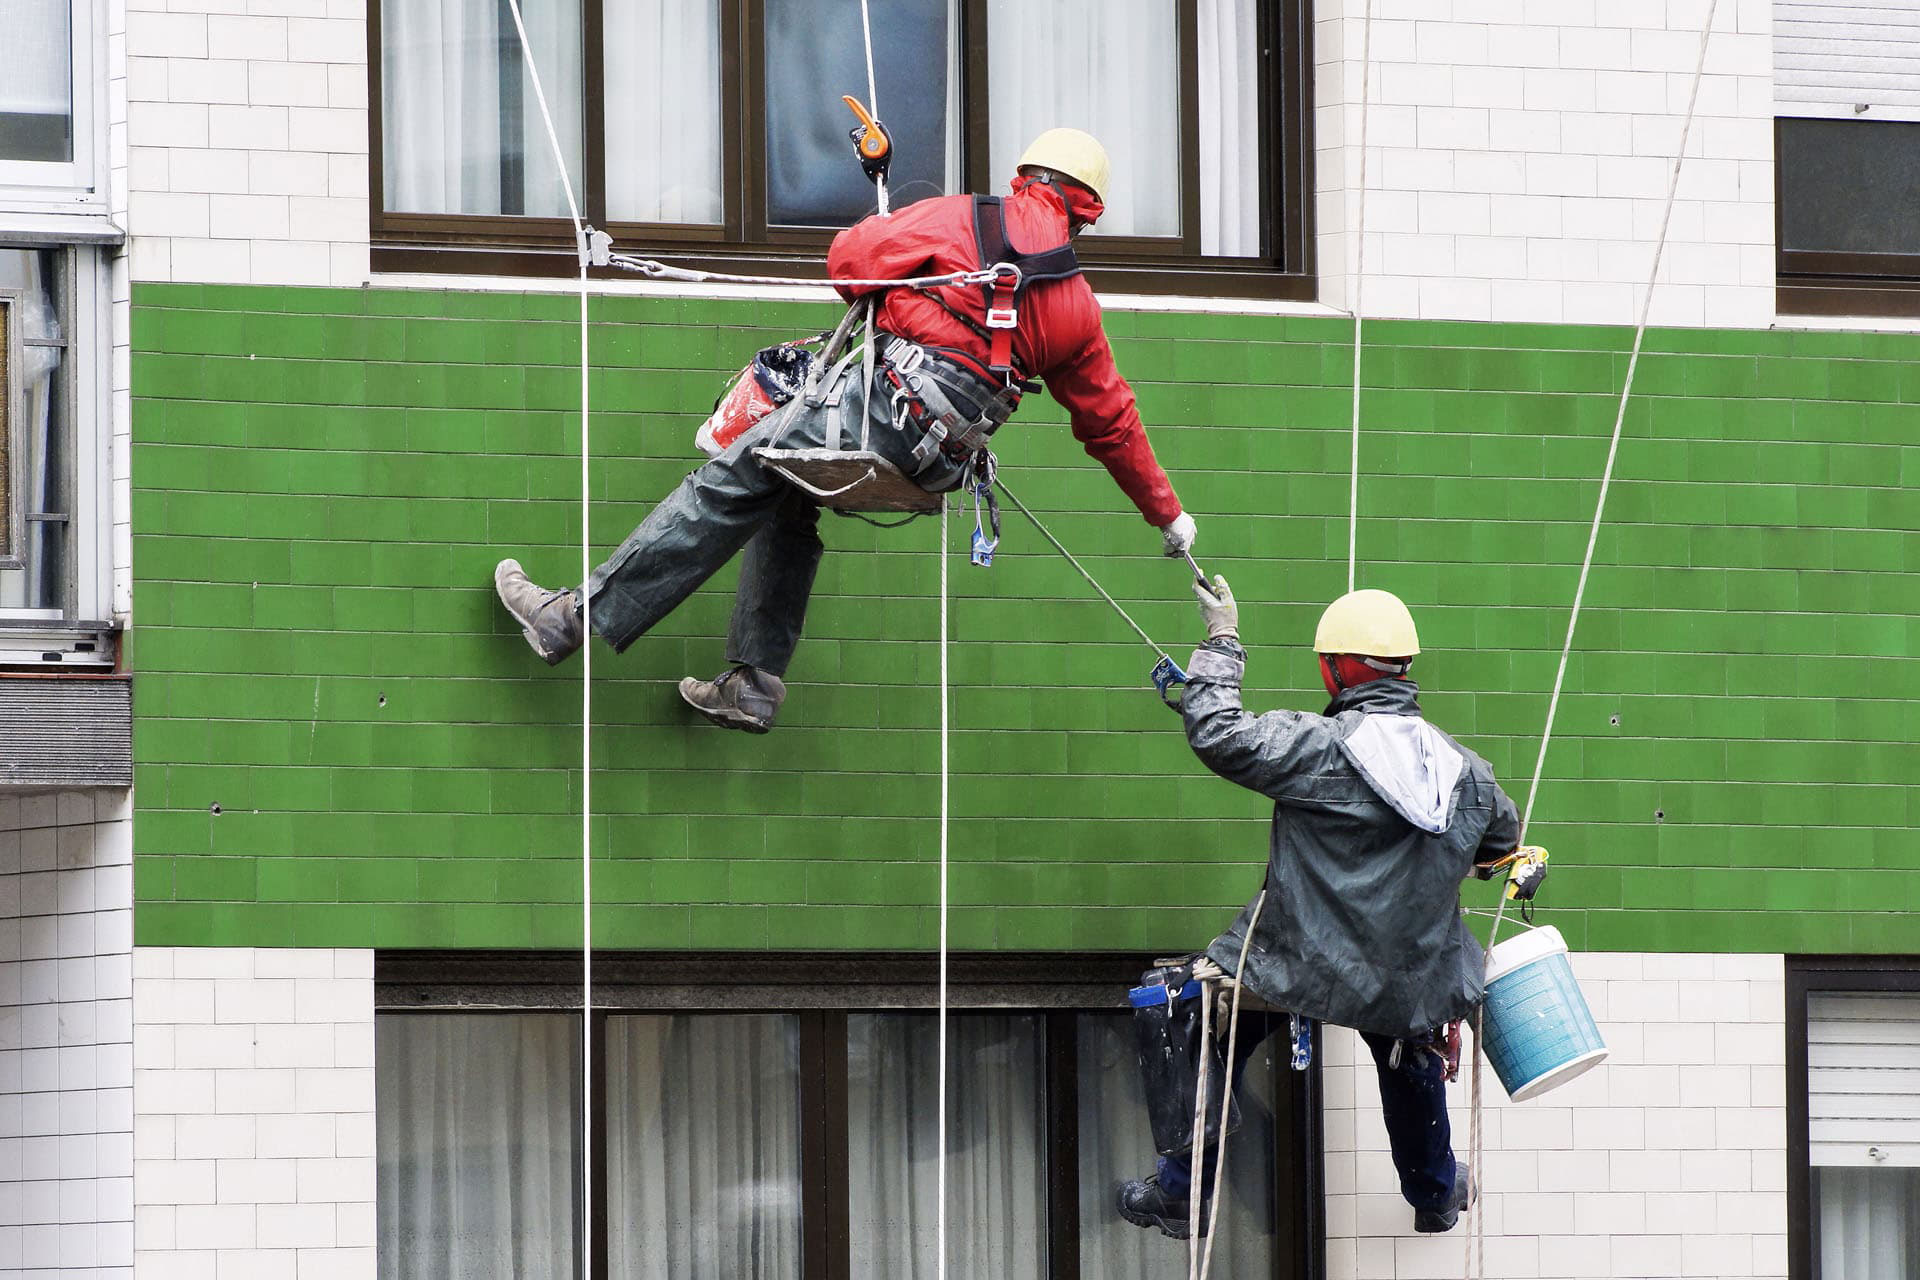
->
<box><xmin>1347</xmin><ymin>0</ymin><xmax>1374</xmax><ymax>594</ymax></box>
<box><xmin>1465</xmin><ymin>3</ymin><xmax>1720</xmax><ymax>1274</ymax></box>
<box><xmin>499</xmin><ymin>7</ymin><xmax>594</xmax><ymax>1276</ymax></box>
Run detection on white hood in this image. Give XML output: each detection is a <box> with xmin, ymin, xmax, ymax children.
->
<box><xmin>1341</xmin><ymin>713</ymin><xmax>1464</xmax><ymax>834</ymax></box>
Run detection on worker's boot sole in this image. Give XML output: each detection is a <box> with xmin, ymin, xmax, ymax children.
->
<box><xmin>494</xmin><ymin>559</ymin><xmax>583</xmax><ymax>666</ymax></box>
<box><xmin>677</xmin><ymin>669</ymin><xmax>785</xmax><ymax>734</ymax></box>
<box><xmin>1413</xmin><ymin>1159</ymin><xmax>1473</xmax><ymax>1233</ymax></box>
<box><xmin>678</xmin><ymin>679</ymin><xmax>774</xmax><ymax>734</ymax></box>
<box><xmin>1116</xmin><ymin>1178</ymin><xmax>1207</xmax><ymax>1241</ymax></box>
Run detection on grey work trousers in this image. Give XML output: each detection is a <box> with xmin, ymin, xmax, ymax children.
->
<box><xmin>583</xmin><ymin>364</ymin><xmax>964</xmax><ymax>676</ymax></box>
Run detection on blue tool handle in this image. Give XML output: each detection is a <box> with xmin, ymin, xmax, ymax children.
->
<box><xmin>1150</xmin><ymin>654</ymin><xmax>1188</xmax><ymax>711</ymax></box>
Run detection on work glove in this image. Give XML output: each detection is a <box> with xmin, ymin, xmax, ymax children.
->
<box><xmin>1193</xmin><ymin>574</ymin><xmax>1239</xmax><ymax>641</ymax></box>
<box><xmin>1159</xmin><ymin>511</ymin><xmax>1197</xmax><ymax>557</ymax></box>
<box><xmin>1504</xmin><ymin>846</ymin><xmax>1549</xmax><ymax>902</ymax></box>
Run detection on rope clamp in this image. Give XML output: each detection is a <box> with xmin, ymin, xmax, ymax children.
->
<box><xmin>1150</xmin><ymin>653</ymin><xmax>1189</xmax><ymax>711</ymax></box>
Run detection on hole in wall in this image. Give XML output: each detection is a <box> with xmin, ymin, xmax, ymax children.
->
<box><xmin>1609</xmin><ymin>714</ymin><xmax>1620</xmax><ymax>726</ymax></box>
<box><xmin>377</xmin><ymin>693</ymin><xmax>387</xmax><ymax>708</ymax></box>
<box><xmin>1654</xmin><ymin>809</ymin><xmax>1665</xmax><ymax>822</ymax></box>
<box><xmin>209</xmin><ymin>803</ymin><xmax>223</xmax><ymax>816</ymax></box>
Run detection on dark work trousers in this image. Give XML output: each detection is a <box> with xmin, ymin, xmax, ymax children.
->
<box><xmin>582</xmin><ymin>362</ymin><xmax>964</xmax><ymax>676</ymax></box>
<box><xmin>1159</xmin><ymin>1024</ymin><xmax>1457</xmax><ymax>1216</ymax></box>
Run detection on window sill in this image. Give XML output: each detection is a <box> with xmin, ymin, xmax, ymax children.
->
<box><xmin>1777</xmin><ymin>276</ymin><xmax>1920</xmax><ymax>321</ymax></box>
<box><xmin>0</xmin><ymin>206</ymin><xmax>122</xmax><ymax>245</ymax></box>
<box><xmin>0</xmin><ymin>620</ymin><xmax>119</xmax><ymax>669</ymax></box>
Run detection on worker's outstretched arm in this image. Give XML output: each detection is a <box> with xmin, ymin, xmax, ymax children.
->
<box><xmin>1045</xmin><ymin>327</ymin><xmax>1183</xmax><ymax>528</ymax></box>
<box><xmin>1180</xmin><ymin>637</ymin><xmax>1344</xmax><ymax>805</ymax></box>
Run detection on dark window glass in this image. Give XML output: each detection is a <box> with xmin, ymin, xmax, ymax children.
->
<box><xmin>1778</xmin><ymin>117</ymin><xmax>1920</xmax><ymax>257</ymax></box>
<box><xmin>762</xmin><ymin>0</ymin><xmax>956</xmax><ymax>225</ymax></box>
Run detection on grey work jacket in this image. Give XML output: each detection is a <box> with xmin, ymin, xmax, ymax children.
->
<box><xmin>1187</xmin><ymin>641</ymin><xmax>1520</xmax><ymax>1040</ymax></box>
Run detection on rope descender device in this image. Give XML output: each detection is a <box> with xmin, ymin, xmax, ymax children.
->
<box><xmin>842</xmin><ymin>95</ymin><xmax>893</xmax><ymax>185</ymax></box>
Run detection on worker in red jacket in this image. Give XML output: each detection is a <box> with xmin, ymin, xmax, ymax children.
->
<box><xmin>494</xmin><ymin>128</ymin><xmax>1195</xmax><ymax>732</ymax></box>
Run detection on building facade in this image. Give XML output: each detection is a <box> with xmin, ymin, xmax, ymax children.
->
<box><xmin>2</xmin><ymin>0</ymin><xmax>1917</xmax><ymax>1276</ymax></box>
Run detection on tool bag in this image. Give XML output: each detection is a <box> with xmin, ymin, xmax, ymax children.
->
<box><xmin>695</xmin><ymin>342</ymin><xmax>817</xmax><ymax>458</ymax></box>
<box><xmin>1130</xmin><ymin>961</ymin><xmax>1241</xmax><ymax>1157</ymax></box>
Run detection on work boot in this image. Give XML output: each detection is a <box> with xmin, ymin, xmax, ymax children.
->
<box><xmin>678</xmin><ymin>665</ymin><xmax>787</xmax><ymax>734</ymax></box>
<box><xmin>1413</xmin><ymin>1160</ymin><xmax>1474</xmax><ymax>1233</ymax></box>
<box><xmin>494</xmin><ymin>559</ymin><xmax>584</xmax><ymax>665</ymax></box>
<box><xmin>1117</xmin><ymin>1174</ymin><xmax>1208</xmax><ymax>1241</ymax></box>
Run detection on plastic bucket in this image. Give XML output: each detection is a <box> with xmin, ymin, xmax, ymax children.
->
<box><xmin>1480</xmin><ymin>925</ymin><xmax>1609</xmax><ymax>1102</ymax></box>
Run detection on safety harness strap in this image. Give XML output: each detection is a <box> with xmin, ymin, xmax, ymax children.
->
<box><xmin>971</xmin><ymin>194</ymin><xmax>1081</xmax><ymax>378</ymax></box>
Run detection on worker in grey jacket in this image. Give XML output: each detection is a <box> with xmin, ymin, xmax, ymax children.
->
<box><xmin>1119</xmin><ymin>582</ymin><xmax>1540</xmax><ymax>1239</ymax></box>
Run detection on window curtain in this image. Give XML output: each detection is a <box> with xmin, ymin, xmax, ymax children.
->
<box><xmin>1075</xmin><ymin>1013</ymin><xmax>1278</xmax><ymax>1277</ymax></box>
<box><xmin>381</xmin><ymin>0</ymin><xmax>582</xmax><ymax>217</ymax></box>
<box><xmin>1197</xmin><ymin>0</ymin><xmax>1262</xmax><ymax>256</ymax></box>
<box><xmin>986</xmin><ymin>0</ymin><xmax>1258</xmax><ymax>250</ymax></box>
<box><xmin>1817</xmin><ymin>1167</ymin><xmax>1920</xmax><ymax>1279</ymax></box>
<box><xmin>603</xmin><ymin>0</ymin><xmax>723</xmax><ymax>224</ymax></box>
<box><xmin>846</xmin><ymin>1013</ymin><xmax>1046</xmax><ymax>1279</ymax></box>
<box><xmin>376</xmin><ymin>1013</ymin><xmax>580</xmax><ymax>1280</ymax></box>
<box><xmin>606</xmin><ymin>1015</ymin><xmax>803</xmax><ymax>1279</ymax></box>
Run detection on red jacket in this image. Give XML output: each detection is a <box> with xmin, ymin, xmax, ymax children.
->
<box><xmin>826</xmin><ymin>179</ymin><xmax>1183</xmax><ymax>526</ymax></box>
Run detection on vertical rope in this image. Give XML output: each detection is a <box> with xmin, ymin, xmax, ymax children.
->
<box><xmin>937</xmin><ymin>503</ymin><xmax>949</xmax><ymax>1280</ymax></box>
<box><xmin>1517</xmin><ymin>0</ymin><xmax>1719</xmax><ymax>842</ymax></box>
<box><xmin>498</xmin><ymin>7</ymin><xmax>594</xmax><ymax>1277</ymax></box>
<box><xmin>1465</xmin><ymin>6</ymin><xmax>1720</xmax><ymax>1274</ymax></box>
<box><xmin>1346</xmin><ymin>0</ymin><xmax>1374</xmax><ymax>595</ymax></box>
<box><xmin>858</xmin><ymin>0</ymin><xmax>889</xmax><ymax>215</ymax></box>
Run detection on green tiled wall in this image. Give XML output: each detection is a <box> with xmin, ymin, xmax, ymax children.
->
<box><xmin>129</xmin><ymin>283</ymin><xmax>1920</xmax><ymax>952</ymax></box>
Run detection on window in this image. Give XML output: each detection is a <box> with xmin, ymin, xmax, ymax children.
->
<box><xmin>368</xmin><ymin>0</ymin><xmax>1315</xmax><ymax>295</ymax></box>
<box><xmin>376</xmin><ymin>952</ymin><xmax>1320</xmax><ymax>1278</ymax></box>
<box><xmin>0</xmin><ymin>0</ymin><xmax>98</xmax><ymax>198</ymax></box>
<box><xmin>1788</xmin><ymin>958</ymin><xmax>1920</xmax><ymax>1280</ymax></box>
<box><xmin>1773</xmin><ymin>1</ymin><xmax>1920</xmax><ymax>315</ymax></box>
<box><xmin>0</xmin><ymin>245</ymin><xmax>115</xmax><ymax>664</ymax></box>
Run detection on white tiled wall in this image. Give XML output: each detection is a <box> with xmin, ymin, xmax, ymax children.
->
<box><xmin>126</xmin><ymin>0</ymin><xmax>371</xmax><ymax>288</ymax></box>
<box><xmin>122</xmin><ymin>0</ymin><xmax>1780</xmax><ymax>328</ymax></box>
<box><xmin>132</xmin><ymin>947</ymin><xmax>376</xmax><ymax>1280</ymax></box>
<box><xmin>0</xmin><ymin>790</ymin><xmax>136</xmax><ymax>1279</ymax></box>
<box><xmin>1322</xmin><ymin>951</ymin><xmax>1787</xmax><ymax>1279</ymax></box>
<box><xmin>1312</xmin><ymin>0</ymin><xmax>1775</xmax><ymax>327</ymax></box>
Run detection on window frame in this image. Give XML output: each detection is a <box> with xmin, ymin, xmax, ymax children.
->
<box><xmin>1785</xmin><ymin>955</ymin><xmax>1920</xmax><ymax>1280</ymax></box>
<box><xmin>1773</xmin><ymin>116</ymin><xmax>1920</xmax><ymax>319</ymax></box>
<box><xmin>0</xmin><ymin>242</ymin><xmax>115</xmax><ymax>663</ymax></box>
<box><xmin>365</xmin><ymin>0</ymin><xmax>1317</xmax><ymax>299</ymax></box>
<box><xmin>0</xmin><ymin>0</ymin><xmax>102</xmax><ymax>205</ymax></box>
<box><xmin>378</xmin><ymin>949</ymin><xmax>1324</xmax><ymax>1280</ymax></box>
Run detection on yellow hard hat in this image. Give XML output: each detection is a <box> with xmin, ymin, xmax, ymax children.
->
<box><xmin>1314</xmin><ymin>589</ymin><xmax>1421</xmax><ymax>658</ymax></box>
<box><xmin>1017</xmin><ymin>128</ymin><xmax>1110</xmax><ymax>202</ymax></box>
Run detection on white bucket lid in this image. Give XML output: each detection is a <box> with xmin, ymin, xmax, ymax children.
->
<box><xmin>1484</xmin><ymin>924</ymin><xmax>1568</xmax><ymax>986</ymax></box>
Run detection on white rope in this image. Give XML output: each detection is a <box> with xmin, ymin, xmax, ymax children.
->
<box><xmin>611</xmin><ymin>254</ymin><xmax>1014</xmax><ymax>292</ymax></box>
<box><xmin>936</xmin><ymin>502</ymin><xmax>949</xmax><ymax>1280</ymax></box>
<box><xmin>1465</xmin><ymin>5</ymin><xmax>1720</xmax><ymax>1273</ymax></box>
<box><xmin>1346</xmin><ymin>0</ymin><xmax>1374</xmax><ymax>594</ymax></box>
<box><xmin>1517</xmin><ymin>0</ymin><xmax>1719</xmax><ymax>843</ymax></box>
<box><xmin>1198</xmin><ymin>891</ymin><xmax>1267</xmax><ymax>1280</ymax></box>
<box><xmin>859</xmin><ymin>0</ymin><xmax>889</xmax><ymax>216</ymax></box>
<box><xmin>499</xmin><ymin>9</ymin><xmax>594</xmax><ymax>1275</ymax></box>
